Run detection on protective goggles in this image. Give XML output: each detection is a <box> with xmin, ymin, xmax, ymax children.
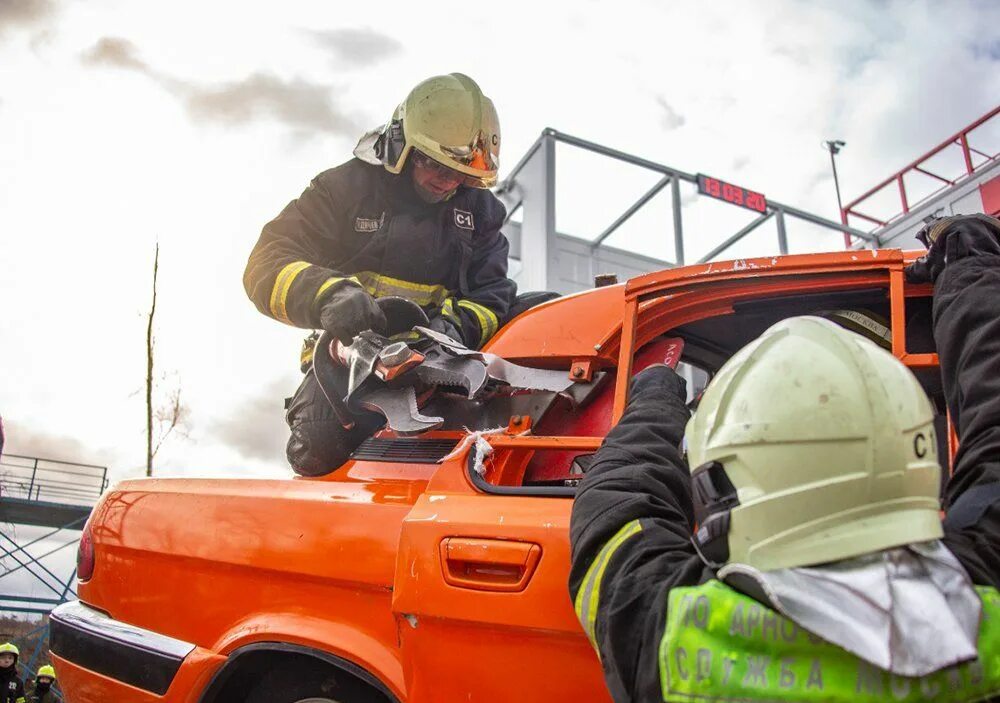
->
<box><xmin>411</xmin><ymin>145</ymin><xmax>497</xmax><ymax>189</ymax></box>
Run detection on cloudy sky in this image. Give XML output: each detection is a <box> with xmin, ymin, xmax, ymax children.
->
<box><xmin>1</xmin><ymin>0</ymin><xmax>998</xmax><ymax>492</ymax></box>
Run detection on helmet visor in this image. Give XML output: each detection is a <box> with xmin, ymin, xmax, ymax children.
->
<box><xmin>438</xmin><ymin>132</ymin><xmax>499</xmax><ymax>173</ymax></box>
<box><xmin>411</xmin><ymin>149</ymin><xmax>494</xmax><ymax>189</ymax></box>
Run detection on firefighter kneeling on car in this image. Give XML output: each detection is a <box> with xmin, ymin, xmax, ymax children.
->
<box><xmin>244</xmin><ymin>72</ymin><xmax>517</xmax><ymax>477</ymax></box>
<box><xmin>570</xmin><ymin>214</ymin><xmax>1000</xmax><ymax>702</ymax></box>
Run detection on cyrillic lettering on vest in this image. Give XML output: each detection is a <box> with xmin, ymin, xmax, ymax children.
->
<box><xmin>657</xmin><ymin>580</ymin><xmax>1000</xmax><ymax>702</ymax></box>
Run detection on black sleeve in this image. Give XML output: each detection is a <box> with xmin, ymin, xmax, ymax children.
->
<box><xmin>444</xmin><ymin>193</ymin><xmax>516</xmax><ymax>349</ymax></box>
<box><xmin>937</xmin><ymin>254</ymin><xmax>1000</xmax><ymax>589</ymax></box>
<box><xmin>568</xmin><ymin>366</ymin><xmax>713</xmax><ymax>702</ymax></box>
<box><xmin>243</xmin><ymin>169</ymin><xmax>359</xmax><ymax>329</ymax></box>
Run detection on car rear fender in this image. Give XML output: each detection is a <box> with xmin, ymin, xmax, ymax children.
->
<box><xmin>208</xmin><ymin>612</ymin><xmax>404</xmax><ymax>701</ymax></box>
<box><xmin>198</xmin><ymin>642</ymin><xmax>401</xmax><ymax>703</ymax></box>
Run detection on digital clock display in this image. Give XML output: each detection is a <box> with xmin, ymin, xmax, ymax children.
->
<box><xmin>696</xmin><ymin>174</ymin><xmax>767</xmax><ymax>213</ymax></box>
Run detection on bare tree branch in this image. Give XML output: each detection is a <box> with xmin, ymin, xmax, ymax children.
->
<box><xmin>151</xmin><ymin>384</ymin><xmax>189</xmax><ymax>460</ymax></box>
<box><xmin>146</xmin><ymin>243</ymin><xmax>158</xmax><ymax>476</ymax></box>
<box><xmin>144</xmin><ymin>244</ymin><xmax>190</xmax><ymax>475</ymax></box>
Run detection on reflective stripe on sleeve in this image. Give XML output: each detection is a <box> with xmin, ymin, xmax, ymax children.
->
<box><xmin>314</xmin><ymin>275</ymin><xmax>361</xmax><ymax>304</ymax></box>
<box><xmin>354</xmin><ymin>271</ymin><xmax>451</xmax><ymax>307</ymax></box>
<box><xmin>574</xmin><ymin>519</ymin><xmax>643</xmax><ymax>652</ymax></box>
<box><xmin>457</xmin><ymin>299</ymin><xmax>499</xmax><ymax>347</ymax></box>
<box><xmin>441</xmin><ymin>298</ymin><xmax>463</xmax><ymax>326</ymax></box>
<box><xmin>269</xmin><ymin>261</ymin><xmax>312</xmax><ymax>324</ymax></box>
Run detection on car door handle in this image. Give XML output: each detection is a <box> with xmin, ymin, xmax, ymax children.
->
<box><xmin>439</xmin><ymin>538</ymin><xmax>542</xmax><ymax>592</ymax></box>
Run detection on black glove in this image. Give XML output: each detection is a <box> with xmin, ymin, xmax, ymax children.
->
<box><xmin>427</xmin><ymin>315</ymin><xmax>464</xmax><ymax>344</ymax></box>
<box><xmin>377</xmin><ymin>296</ymin><xmax>429</xmax><ymax>336</ymax></box>
<box><xmin>631</xmin><ymin>364</ymin><xmax>688</xmax><ymax>403</ymax></box>
<box><xmin>905</xmin><ymin>214</ymin><xmax>1000</xmax><ymax>284</ymax></box>
<box><xmin>318</xmin><ymin>284</ymin><xmax>387</xmax><ymax>343</ymax></box>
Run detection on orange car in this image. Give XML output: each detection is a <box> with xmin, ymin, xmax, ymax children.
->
<box><xmin>49</xmin><ymin>250</ymin><xmax>945</xmax><ymax>702</ymax></box>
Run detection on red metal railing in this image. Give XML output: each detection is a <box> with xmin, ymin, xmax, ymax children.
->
<box><xmin>841</xmin><ymin>105</ymin><xmax>1000</xmax><ymax>239</ymax></box>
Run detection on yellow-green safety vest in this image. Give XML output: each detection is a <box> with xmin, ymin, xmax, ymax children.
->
<box><xmin>660</xmin><ymin>579</ymin><xmax>1000</xmax><ymax>702</ymax></box>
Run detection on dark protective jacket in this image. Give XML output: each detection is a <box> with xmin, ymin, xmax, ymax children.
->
<box><xmin>568</xmin><ymin>253</ymin><xmax>1000</xmax><ymax>701</ymax></box>
<box><xmin>244</xmin><ymin>158</ymin><xmax>516</xmax><ymax>350</ymax></box>
<box><xmin>28</xmin><ymin>687</ymin><xmax>54</xmax><ymax>703</ymax></box>
<box><xmin>0</xmin><ymin>667</ymin><xmax>25</xmax><ymax>703</ymax></box>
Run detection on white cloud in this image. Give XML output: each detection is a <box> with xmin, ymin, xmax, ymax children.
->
<box><xmin>80</xmin><ymin>36</ymin><xmax>365</xmax><ymax>137</ymax></box>
<box><xmin>0</xmin><ymin>0</ymin><xmax>55</xmax><ymax>35</ymax></box>
<box><xmin>304</xmin><ymin>27</ymin><xmax>403</xmax><ymax>67</ymax></box>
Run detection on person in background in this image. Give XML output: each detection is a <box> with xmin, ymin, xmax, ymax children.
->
<box><xmin>0</xmin><ymin>643</ymin><xmax>25</xmax><ymax>703</ymax></box>
<box><xmin>28</xmin><ymin>666</ymin><xmax>56</xmax><ymax>703</ymax></box>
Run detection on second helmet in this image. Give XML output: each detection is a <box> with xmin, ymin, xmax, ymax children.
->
<box><xmin>685</xmin><ymin>316</ymin><xmax>943</xmax><ymax>572</ymax></box>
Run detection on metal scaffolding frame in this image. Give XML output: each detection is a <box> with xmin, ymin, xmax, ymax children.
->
<box><xmin>1</xmin><ymin>452</ymin><xmax>107</xmax><ymax>700</ymax></box>
<box><xmin>495</xmin><ymin>128</ymin><xmax>879</xmax><ymax>292</ymax></box>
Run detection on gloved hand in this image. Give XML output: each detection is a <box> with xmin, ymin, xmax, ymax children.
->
<box><xmin>631</xmin><ymin>364</ymin><xmax>687</xmax><ymax>403</ymax></box>
<box><xmin>428</xmin><ymin>315</ymin><xmax>463</xmax><ymax>344</ymax></box>
<box><xmin>318</xmin><ymin>284</ymin><xmax>387</xmax><ymax>343</ymax></box>
<box><xmin>376</xmin><ymin>296</ymin><xmax>429</xmax><ymax>336</ymax></box>
<box><xmin>905</xmin><ymin>214</ymin><xmax>1000</xmax><ymax>284</ymax></box>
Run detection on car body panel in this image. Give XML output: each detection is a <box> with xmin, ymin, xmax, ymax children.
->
<box><xmin>77</xmin><ymin>469</ymin><xmax>427</xmax><ymax>699</ymax></box>
<box><xmin>392</xmin><ymin>464</ymin><xmax>611</xmax><ymax>701</ymax></box>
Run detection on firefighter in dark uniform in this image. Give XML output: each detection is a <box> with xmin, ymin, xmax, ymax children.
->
<box><xmin>0</xmin><ymin>643</ymin><xmax>25</xmax><ymax>703</ymax></box>
<box><xmin>569</xmin><ymin>214</ymin><xmax>1000</xmax><ymax>702</ymax></box>
<box><xmin>244</xmin><ymin>73</ymin><xmax>516</xmax><ymax>476</ymax></box>
<box><xmin>28</xmin><ymin>666</ymin><xmax>56</xmax><ymax>703</ymax></box>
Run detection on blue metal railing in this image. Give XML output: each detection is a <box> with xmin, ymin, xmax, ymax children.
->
<box><xmin>0</xmin><ymin>454</ymin><xmax>107</xmax><ymax>506</ymax></box>
<box><xmin>0</xmin><ymin>453</ymin><xmax>100</xmax><ymax>701</ymax></box>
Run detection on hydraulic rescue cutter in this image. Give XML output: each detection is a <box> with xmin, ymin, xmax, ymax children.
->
<box><xmin>314</xmin><ymin>299</ymin><xmax>589</xmax><ymax>434</ymax></box>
